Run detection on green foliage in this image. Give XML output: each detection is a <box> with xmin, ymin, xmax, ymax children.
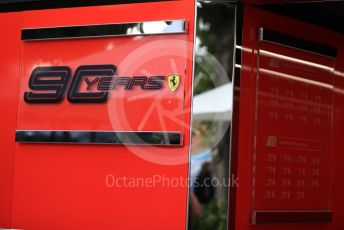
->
<box><xmin>193</xmin><ymin>61</ymin><xmax>215</xmax><ymax>96</ymax></box>
<box><xmin>189</xmin><ymin>200</ymin><xmax>228</xmax><ymax>230</ymax></box>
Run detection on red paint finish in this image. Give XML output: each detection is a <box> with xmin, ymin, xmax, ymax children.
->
<box><xmin>331</xmin><ymin>48</ymin><xmax>344</xmax><ymax>230</ymax></box>
<box><xmin>254</xmin><ymin>43</ymin><xmax>333</xmax><ymax>211</ymax></box>
<box><xmin>236</xmin><ymin>6</ymin><xmax>344</xmax><ymax>230</ymax></box>
<box><xmin>0</xmin><ymin>1</ymin><xmax>196</xmax><ymax>230</ymax></box>
<box><xmin>0</xmin><ymin>12</ymin><xmax>22</xmax><ymax>228</ymax></box>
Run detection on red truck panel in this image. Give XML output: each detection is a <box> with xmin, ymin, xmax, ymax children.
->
<box><xmin>236</xmin><ymin>6</ymin><xmax>344</xmax><ymax>230</ymax></box>
<box><xmin>0</xmin><ymin>1</ymin><xmax>196</xmax><ymax>229</ymax></box>
<box><xmin>0</xmin><ymin>12</ymin><xmax>21</xmax><ymax>228</ymax></box>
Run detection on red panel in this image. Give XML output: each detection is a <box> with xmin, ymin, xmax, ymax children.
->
<box><xmin>254</xmin><ymin>43</ymin><xmax>333</xmax><ymax>211</ymax></box>
<box><xmin>236</xmin><ymin>6</ymin><xmax>344</xmax><ymax>229</ymax></box>
<box><xmin>0</xmin><ymin>12</ymin><xmax>21</xmax><ymax>228</ymax></box>
<box><xmin>331</xmin><ymin>47</ymin><xmax>344</xmax><ymax>229</ymax></box>
<box><xmin>10</xmin><ymin>1</ymin><xmax>195</xmax><ymax>229</ymax></box>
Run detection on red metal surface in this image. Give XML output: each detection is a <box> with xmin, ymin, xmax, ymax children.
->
<box><xmin>1</xmin><ymin>2</ymin><xmax>344</xmax><ymax>230</ymax></box>
<box><xmin>236</xmin><ymin>5</ymin><xmax>344</xmax><ymax>229</ymax></box>
<box><xmin>0</xmin><ymin>12</ymin><xmax>22</xmax><ymax>228</ymax></box>
<box><xmin>254</xmin><ymin>43</ymin><xmax>333</xmax><ymax>211</ymax></box>
<box><xmin>0</xmin><ymin>1</ymin><xmax>196</xmax><ymax>229</ymax></box>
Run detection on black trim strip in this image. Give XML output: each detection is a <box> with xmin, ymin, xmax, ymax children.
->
<box><xmin>259</xmin><ymin>28</ymin><xmax>337</xmax><ymax>58</ymax></box>
<box><xmin>252</xmin><ymin>211</ymin><xmax>332</xmax><ymax>224</ymax></box>
<box><xmin>15</xmin><ymin>130</ymin><xmax>182</xmax><ymax>146</ymax></box>
<box><xmin>22</xmin><ymin>20</ymin><xmax>186</xmax><ymax>41</ymax></box>
<box><xmin>0</xmin><ymin>0</ymin><xmax>174</xmax><ymax>13</ymax></box>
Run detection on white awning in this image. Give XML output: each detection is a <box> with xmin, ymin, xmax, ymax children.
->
<box><xmin>192</xmin><ymin>83</ymin><xmax>232</xmax><ymax>121</ymax></box>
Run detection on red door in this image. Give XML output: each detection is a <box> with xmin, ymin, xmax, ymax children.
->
<box><xmin>235</xmin><ymin>6</ymin><xmax>344</xmax><ymax>230</ymax></box>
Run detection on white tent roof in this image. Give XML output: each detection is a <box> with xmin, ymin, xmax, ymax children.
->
<box><xmin>192</xmin><ymin>83</ymin><xmax>232</xmax><ymax>121</ymax></box>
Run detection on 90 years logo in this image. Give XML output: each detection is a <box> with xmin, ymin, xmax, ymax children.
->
<box><xmin>24</xmin><ymin>64</ymin><xmax>178</xmax><ymax>103</ymax></box>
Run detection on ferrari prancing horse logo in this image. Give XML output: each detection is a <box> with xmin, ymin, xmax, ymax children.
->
<box><xmin>168</xmin><ymin>74</ymin><xmax>180</xmax><ymax>92</ymax></box>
